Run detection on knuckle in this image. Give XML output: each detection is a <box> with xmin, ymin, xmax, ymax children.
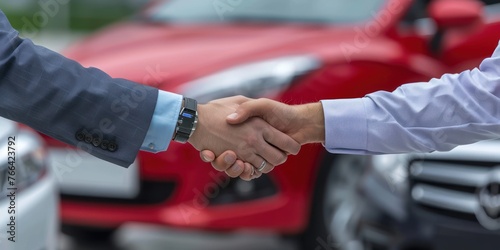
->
<box><xmin>236</xmin><ymin>95</ymin><xmax>249</xmax><ymax>102</ymax></box>
<box><xmin>257</xmin><ymin>97</ymin><xmax>268</xmax><ymax>103</ymax></box>
<box><xmin>245</xmin><ymin>134</ymin><xmax>260</xmax><ymax>148</ymax></box>
<box><xmin>237</xmin><ymin>141</ymin><xmax>252</xmax><ymax>159</ymax></box>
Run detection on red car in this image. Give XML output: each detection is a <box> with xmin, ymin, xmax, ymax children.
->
<box><xmin>45</xmin><ymin>0</ymin><xmax>500</xmax><ymax>248</ymax></box>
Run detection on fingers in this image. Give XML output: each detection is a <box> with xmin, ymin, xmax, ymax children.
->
<box><xmin>263</xmin><ymin>126</ymin><xmax>301</xmax><ymax>155</ymax></box>
<box><xmin>226</xmin><ymin>98</ymin><xmax>273</xmax><ymax>124</ymax></box>
<box><xmin>200</xmin><ymin>97</ymin><xmax>297</xmax><ymax>180</ymax></box>
<box><xmin>220</xmin><ymin>161</ymin><xmax>268</xmax><ymax>181</ymax></box>
<box><xmin>205</xmin><ymin>125</ymin><xmax>295</xmax><ymax>178</ymax></box>
<box><xmin>255</xmin><ymin>159</ymin><xmax>275</xmax><ymax>174</ymax></box>
<box><xmin>222</xmin><ymin>118</ymin><xmax>284</xmax><ymax>167</ymax></box>
<box><xmin>236</xmin><ymin>149</ymin><xmax>273</xmax><ymax>174</ymax></box>
<box><xmin>207</xmin><ymin>151</ymin><xmax>268</xmax><ymax>180</ymax></box>
<box><xmin>199</xmin><ymin>123</ymin><xmax>283</xmax><ymax>179</ymax></box>
<box><xmin>209</xmin><ymin>151</ymin><xmax>238</xmax><ymax>172</ymax></box>
<box><xmin>255</xmin><ymin>146</ymin><xmax>286</xmax><ymax>168</ymax></box>
<box><xmin>205</xmin><ymin>151</ymin><xmax>255</xmax><ymax>180</ymax></box>
<box><xmin>209</xmin><ymin>152</ymin><xmax>256</xmax><ymax>180</ymax></box>
<box><xmin>200</xmin><ymin>150</ymin><xmax>215</xmax><ymax>162</ymax></box>
<box><xmin>204</xmin><ymin>150</ymin><xmax>265</xmax><ymax>180</ymax></box>
<box><xmin>224</xmin><ymin>160</ymin><xmax>245</xmax><ymax>178</ymax></box>
<box><xmin>240</xmin><ymin>162</ymin><xmax>261</xmax><ymax>181</ymax></box>
<box><xmin>220</xmin><ymin>159</ymin><xmax>262</xmax><ymax>181</ymax></box>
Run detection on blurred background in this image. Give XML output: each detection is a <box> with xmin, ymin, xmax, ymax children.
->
<box><xmin>1</xmin><ymin>1</ymin><xmax>500</xmax><ymax>250</ymax></box>
<box><xmin>0</xmin><ymin>0</ymin><xmax>145</xmax><ymax>50</ymax></box>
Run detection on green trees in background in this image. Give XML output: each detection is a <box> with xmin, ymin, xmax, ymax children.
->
<box><xmin>0</xmin><ymin>0</ymin><xmax>149</xmax><ymax>32</ymax></box>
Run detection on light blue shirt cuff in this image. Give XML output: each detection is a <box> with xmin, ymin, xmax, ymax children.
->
<box><xmin>321</xmin><ymin>98</ymin><xmax>369</xmax><ymax>154</ymax></box>
<box><xmin>141</xmin><ymin>90</ymin><xmax>183</xmax><ymax>152</ymax></box>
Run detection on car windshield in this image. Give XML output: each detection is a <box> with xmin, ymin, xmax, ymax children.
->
<box><xmin>148</xmin><ymin>0</ymin><xmax>386</xmax><ymax>24</ymax></box>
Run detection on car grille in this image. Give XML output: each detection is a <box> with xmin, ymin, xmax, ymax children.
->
<box><xmin>408</xmin><ymin>140</ymin><xmax>500</xmax><ymax>224</ymax></box>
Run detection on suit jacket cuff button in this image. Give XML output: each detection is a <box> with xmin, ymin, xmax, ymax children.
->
<box><xmin>75</xmin><ymin>130</ymin><xmax>85</xmax><ymax>141</ymax></box>
<box><xmin>84</xmin><ymin>134</ymin><xmax>92</xmax><ymax>143</ymax></box>
<box><xmin>100</xmin><ymin>140</ymin><xmax>109</xmax><ymax>150</ymax></box>
<box><xmin>92</xmin><ymin>137</ymin><xmax>102</xmax><ymax>147</ymax></box>
<box><xmin>108</xmin><ymin>142</ymin><xmax>118</xmax><ymax>152</ymax></box>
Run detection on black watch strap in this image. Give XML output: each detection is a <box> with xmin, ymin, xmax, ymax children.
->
<box><xmin>173</xmin><ymin>97</ymin><xmax>198</xmax><ymax>143</ymax></box>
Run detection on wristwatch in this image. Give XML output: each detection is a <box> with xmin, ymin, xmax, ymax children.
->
<box><xmin>173</xmin><ymin>97</ymin><xmax>198</xmax><ymax>143</ymax></box>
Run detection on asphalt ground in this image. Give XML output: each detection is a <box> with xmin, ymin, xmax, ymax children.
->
<box><xmin>59</xmin><ymin>224</ymin><xmax>297</xmax><ymax>250</ymax></box>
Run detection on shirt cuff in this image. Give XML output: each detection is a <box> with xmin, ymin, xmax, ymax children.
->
<box><xmin>141</xmin><ymin>90</ymin><xmax>183</xmax><ymax>153</ymax></box>
<box><xmin>321</xmin><ymin>98</ymin><xmax>369</xmax><ymax>154</ymax></box>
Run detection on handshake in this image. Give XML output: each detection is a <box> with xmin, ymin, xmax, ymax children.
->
<box><xmin>187</xmin><ymin>96</ymin><xmax>325</xmax><ymax>181</ymax></box>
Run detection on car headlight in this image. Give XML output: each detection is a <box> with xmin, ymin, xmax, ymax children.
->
<box><xmin>370</xmin><ymin>154</ymin><xmax>410</xmax><ymax>194</ymax></box>
<box><xmin>0</xmin><ymin>130</ymin><xmax>47</xmax><ymax>199</ymax></box>
<box><xmin>179</xmin><ymin>55</ymin><xmax>321</xmax><ymax>103</ymax></box>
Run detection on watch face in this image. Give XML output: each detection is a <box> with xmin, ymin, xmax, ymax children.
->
<box><xmin>182</xmin><ymin>112</ymin><xmax>194</xmax><ymax>119</ymax></box>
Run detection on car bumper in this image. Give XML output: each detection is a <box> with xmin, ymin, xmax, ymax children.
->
<box><xmin>61</xmin><ymin>190</ymin><xmax>305</xmax><ymax>233</ymax></box>
<box><xmin>56</xmin><ymin>144</ymin><xmax>322</xmax><ymax>234</ymax></box>
<box><xmin>0</xmin><ymin>173</ymin><xmax>59</xmax><ymax>250</ymax></box>
<box><xmin>352</xmin><ymin>170</ymin><xmax>500</xmax><ymax>250</ymax></box>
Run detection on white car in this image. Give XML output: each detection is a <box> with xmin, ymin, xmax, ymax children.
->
<box><xmin>0</xmin><ymin>118</ymin><xmax>59</xmax><ymax>250</ymax></box>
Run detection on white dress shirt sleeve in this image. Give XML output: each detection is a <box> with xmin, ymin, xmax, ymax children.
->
<box><xmin>322</xmin><ymin>41</ymin><xmax>500</xmax><ymax>154</ymax></box>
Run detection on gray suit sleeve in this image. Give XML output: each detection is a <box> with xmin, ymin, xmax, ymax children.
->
<box><xmin>0</xmin><ymin>11</ymin><xmax>158</xmax><ymax>167</ymax></box>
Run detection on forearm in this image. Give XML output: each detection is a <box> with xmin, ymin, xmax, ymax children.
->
<box><xmin>0</xmin><ymin>12</ymin><xmax>158</xmax><ymax>167</ymax></box>
<box><xmin>322</xmin><ymin>44</ymin><xmax>500</xmax><ymax>154</ymax></box>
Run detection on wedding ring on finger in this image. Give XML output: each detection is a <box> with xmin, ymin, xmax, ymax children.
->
<box><xmin>258</xmin><ymin>160</ymin><xmax>267</xmax><ymax>172</ymax></box>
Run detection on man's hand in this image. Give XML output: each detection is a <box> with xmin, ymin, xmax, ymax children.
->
<box><xmin>188</xmin><ymin>96</ymin><xmax>301</xmax><ymax>181</ymax></box>
<box><xmin>226</xmin><ymin>98</ymin><xmax>325</xmax><ymax>144</ymax></box>
<box><xmin>200</xmin><ymin>98</ymin><xmax>325</xmax><ymax>179</ymax></box>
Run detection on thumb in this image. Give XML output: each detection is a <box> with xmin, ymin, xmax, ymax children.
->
<box><xmin>226</xmin><ymin>99</ymin><xmax>269</xmax><ymax>125</ymax></box>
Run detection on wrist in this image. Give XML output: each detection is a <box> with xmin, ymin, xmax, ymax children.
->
<box><xmin>187</xmin><ymin>104</ymin><xmax>204</xmax><ymax>147</ymax></box>
<box><xmin>295</xmin><ymin>102</ymin><xmax>325</xmax><ymax>144</ymax></box>
<box><xmin>172</xmin><ymin>97</ymin><xmax>198</xmax><ymax>144</ymax></box>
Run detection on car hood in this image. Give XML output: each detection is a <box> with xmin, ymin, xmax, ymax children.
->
<box><xmin>65</xmin><ymin>22</ymin><xmax>383</xmax><ymax>89</ymax></box>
